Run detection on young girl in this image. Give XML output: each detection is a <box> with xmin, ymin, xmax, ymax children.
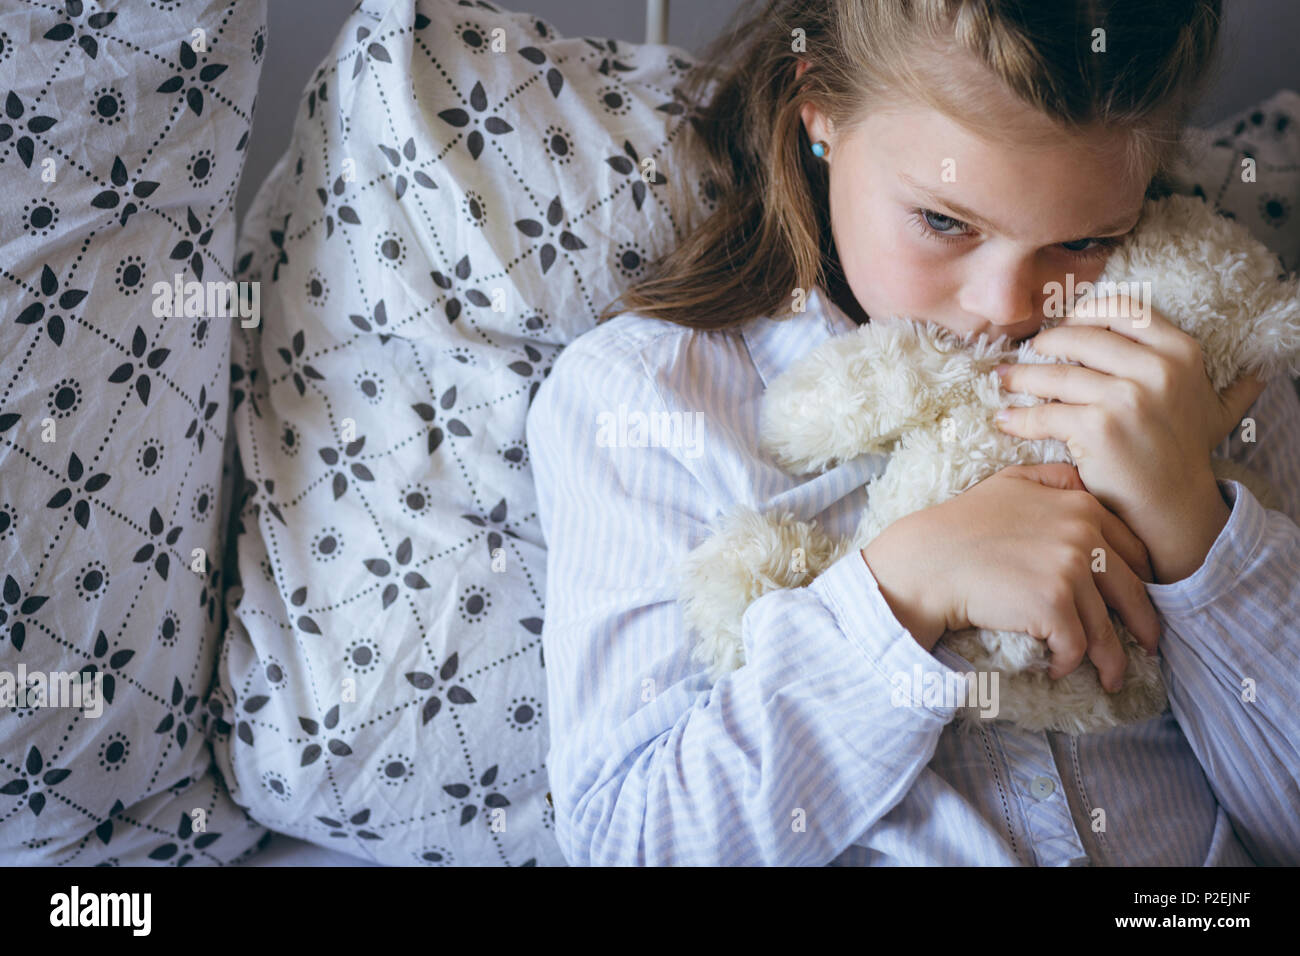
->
<box><xmin>526</xmin><ymin>0</ymin><xmax>1300</xmax><ymax>865</ymax></box>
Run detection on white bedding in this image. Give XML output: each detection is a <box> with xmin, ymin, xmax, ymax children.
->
<box><xmin>237</xmin><ymin>832</ymin><xmax>384</xmax><ymax>867</ymax></box>
<box><xmin>212</xmin><ymin>0</ymin><xmax>709</xmax><ymax>866</ymax></box>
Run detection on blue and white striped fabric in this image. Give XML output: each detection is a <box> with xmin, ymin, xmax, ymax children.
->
<box><xmin>526</xmin><ymin>286</ymin><xmax>1300</xmax><ymax>866</ymax></box>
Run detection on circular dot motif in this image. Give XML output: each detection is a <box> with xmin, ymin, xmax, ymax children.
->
<box><xmin>377</xmin><ymin>753</ymin><xmax>413</xmax><ymax>788</ymax></box>
<box><xmin>1259</xmin><ymin>194</ymin><xmax>1291</xmax><ymax>228</ymax></box>
<box><xmin>354</xmin><ymin>369</ymin><xmax>383</xmax><ymax>404</ymax></box>
<box><xmin>699</xmin><ymin>176</ymin><xmax>719</xmax><ymax>211</ymax></box>
<box><xmin>191</xmin><ymin>482</ymin><xmax>214</xmax><ymax>521</ymax></box>
<box><xmin>261</xmin><ymin>771</ymin><xmax>292</xmax><ymax>803</ymax></box>
<box><xmin>137</xmin><ymin>439</ymin><xmax>164</xmax><ymax>475</ymax></box>
<box><xmin>24</xmin><ymin>198</ymin><xmax>59</xmax><ymax>237</ymax></box>
<box><xmin>98</xmin><ymin>732</ymin><xmax>130</xmax><ymax>772</ymax></box>
<box><xmin>115</xmin><ymin>254</ymin><xmax>147</xmax><ymax>295</ymax></box>
<box><xmin>399</xmin><ymin>485</ymin><xmax>431</xmax><ymax>517</ymax></box>
<box><xmin>414</xmin><ymin>844</ymin><xmax>453</xmax><ymax>866</ymax></box>
<box><xmin>264</xmin><ymin>657</ymin><xmax>286</xmax><ymax>686</ymax></box>
<box><xmin>596</xmin><ymin>85</ymin><xmax>631</xmax><ymax>117</ymax></box>
<box><xmin>280</xmin><ymin>422</ymin><xmax>300</xmax><ymax>457</ymax></box>
<box><xmin>462</xmin><ymin>189</ymin><xmax>487</xmax><ymax>227</ymax></box>
<box><xmin>158</xmin><ymin>610</ymin><xmax>181</xmax><ymax>647</ymax></box>
<box><xmin>457</xmin><ymin>21</ymin><xmax>490</xmax><ymax>53</ymax></box>
<box><xmin>506</xmin><ymin>695</ymin><xmax>541</xmax><ymax>731</ymax></box>
<box><xmin>311</xmin><ymin>526</ymin><xmax>342</xmax><ymax>561</ymax></box>
<box><xmin>542</xmin><ymin>124</ymin><xmax>572</xmax><ymax>166</ymax></box>
<box><xmin>613</xmin><ymin>242</ymin><xmax>647</xmax><ymax>279</ymax></box>
<box><xmin>442</xmin><ymin>346</ymin><xmax>478</xmax><ymax>366</ymax></box>
<box><xmin>521</xmin><ymin>313</ymin><xmax>549</xmax><ymax>337</ymax></box>
<box><xmin>187</xmin><ymin>148</ymin><xmax>214</xmax><ymax>188</ymax></box>
<box><xmin>501</xmin><ymin>444</ymin><xmax>528</xmax><ymax>470</ymax></box>
<box><xmin>305</xmin><ymin>268</ymin><xmax>328</xmax><ymax>306</ymax></box>
<box><xmin>75</xmin><ymin>560</ymin><xmax>109</xmax><ymax>601</ymax></box>
<box><xmin>91</xmin><ymin>86</ymin><xmax>124</xmax><ymax>124</ymax></box>
<box><xmin>10</xmin><ymin>678</ymin><xmax>46</xmax><ymax>717</ymax></box>
<box><xmin>0</xmin><ymin>503</ymin><xmax>15</xmax><ymax>542</ymax></box>
<box><xmin>344</xmin><ymin>639</ymin><xmax>380</xmax><ymax>674</ymax></box>
<box><xmin>47</xmin><ymin>377</ymin><xmax>82</xmax><ymax>418</ymax></box>
<box><xmin>666</xmin><ymin>54</ymin><xmax>693</xmax><ymax>77</ymax></box>
<box><xmin>458</xmin><ymin>585</ymin><xmax>491</xmax><ymax>622</ymax></box>
<box><xmin>375</xmin><ymin>231</ymin><xmax>406</xmax><ymax>267</ymax></box>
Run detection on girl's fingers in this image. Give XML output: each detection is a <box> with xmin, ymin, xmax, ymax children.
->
<box><xmin>1043</xmin><ymin>597</ymin><xmax>1088</xmax><ymax>681</ymax></box>
<box><xmin>1213</xmin><ymin>374</ymin><xmax>1269</xmax><ymax>449</ymax></box>
<box><xmin>997</xmin><ymin>399</ymin><xmax>1075</xmax><ymax>440</ymax></box>
<box><xmin>997</xmin><ymin>361</ymin><xmax>1111</xmax><ymax>406</ymax></box>
<box><xmin>1006</xmin><ymin>460</ymin><xmax>1160</xmax><ymax>672</ymax></box>
<box><xmin>1050</xmin><ymin>294</ymin><xmax>1181</xmax><ymax>350</ymax></box>
<box><xmin>1029</xmin><ymin>321</ymin><xmax>1160</xmax><ymax>381</ymax></box>
<box><xmin>1067</xmin><ymin>579</ymin><xmax>1128</xmax><ymax>692</ymax></box>
<box><xmin>1089</xmin><ymin>543</ymin><xmax>1161</xmax><ymax>657</ymax></box>
<box><xmin>1093</xmin><ymin>504</ymin><xmax>1154</xmax><ymax>583</ymax></box>
<box><xmin>1005</xmin><ymin>461</ymin><xmax>1086</xmax><ymax>490</ymax></box>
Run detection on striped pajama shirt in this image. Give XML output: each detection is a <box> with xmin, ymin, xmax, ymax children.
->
<box><xmin>526</xmin><ymin>286</ymin><xmax>1300</xmax><ymax>866</ymax></box>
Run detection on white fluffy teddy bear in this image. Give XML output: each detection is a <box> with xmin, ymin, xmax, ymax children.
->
<box><xmin>678</xmin><ymin>194</ymin><xmax>1300</xmax><ymax>735</ymax></box>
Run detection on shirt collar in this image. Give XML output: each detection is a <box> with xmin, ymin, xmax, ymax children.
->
<box><xmin>739</xmin><ymin>286</ymin><xmax>859</xmax><ymax>390</ymax></box>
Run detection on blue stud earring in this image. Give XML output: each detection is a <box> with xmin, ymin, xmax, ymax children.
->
<box><xmin>811</xmin><ymin>140</ymin><xmax>828</xmax><ymax>158</ymax></box>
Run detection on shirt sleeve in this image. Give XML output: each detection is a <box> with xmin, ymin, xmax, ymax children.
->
<box><xmin>526</xmin><ymin>330</ymin><xmax>962</xmax><ymax>866</ymax></box>
<box><xmin>1141</xmin><ymin>372</ymin><xmax>1300</xmax><ymax>864</ymax></box>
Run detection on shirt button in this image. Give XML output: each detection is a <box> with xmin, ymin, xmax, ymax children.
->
<box><xmin>1030</xmin><ymin>776</ymin><xmax>1056</xmax><ymax>799</ymax></box>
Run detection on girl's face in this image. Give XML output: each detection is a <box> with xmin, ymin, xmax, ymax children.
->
<box><xmin>800</xmin><ymin>92</ymin><xmax>1152</xmax><ymax>342</ymax></box>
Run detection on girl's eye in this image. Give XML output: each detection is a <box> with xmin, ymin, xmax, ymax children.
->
<box><xmin>1059</xmin><ymin>235</ymin><xmax>1121</xmax><ymax>260</ymax></box>
<box><xmin>920</xmin><ymin>208</ymin><xmax>966</xmax><ymax>235</ymax></box>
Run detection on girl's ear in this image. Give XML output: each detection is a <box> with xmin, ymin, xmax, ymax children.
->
<box><xmin>799</xmin><ymin>102</ymin><xmax>833</xmax><ymax>151</ymax></box>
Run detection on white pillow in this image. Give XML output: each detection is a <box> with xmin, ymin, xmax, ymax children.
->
<box><xmin>1174</xmin><ymin>90</ymin><xmax>1300</xmax><ymax>273</ymax></box>
<box><xmin>0</xmin><ymin>0</ymin><xmax>270</xmax><ymax>863</ymax></box>
<box><xmin>215</xmin><ymin>0</ymin><xmax>711</xmax><ymax>865</ymax></box>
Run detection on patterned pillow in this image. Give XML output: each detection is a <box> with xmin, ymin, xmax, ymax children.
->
<box><xmin>213</xmin><ymin>0</ymin><xmax>711</xmax><ymax>865</ymax></box>
<box><xmin>1175</xmin><ymin>89</ymin><xmax>1300</xmax><ymax>402</ymax></box>
<box><xmin>1175</xmin><ymin>90</ymin><xmax>1300</xmax><ymax>274</ymax></box>
<box><xmin>0</xmin><ymin>0</ymin><xmax>269</xmax><ymax>863</ymax></box>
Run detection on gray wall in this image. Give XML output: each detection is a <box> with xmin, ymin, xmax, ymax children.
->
<box><xmin>237</xmin><ymin>0</ymin><xmax>1300</xmax><ymax>228</ymax></box>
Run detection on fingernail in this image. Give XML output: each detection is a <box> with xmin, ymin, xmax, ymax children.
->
<box><xmin>995</xmin><ymin>409</ymin><xmax>1010</xmax><ymax>422</ymax></box>
<box><xmin>994</xmin><ymin>364</ymin><xmax>1011</xmax><ymax>378</ymax></box>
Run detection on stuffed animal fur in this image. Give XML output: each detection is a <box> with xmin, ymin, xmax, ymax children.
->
<box><xmin>678</xmin><ymin>194</ymin><xmax>1300</xmax><ymax>735</ymax></box>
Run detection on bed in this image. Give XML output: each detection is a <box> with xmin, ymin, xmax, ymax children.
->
<box><xmin>1</xmin><ymin>0</ymin><xmax>1294</xmax><ymax>868</ymax></box>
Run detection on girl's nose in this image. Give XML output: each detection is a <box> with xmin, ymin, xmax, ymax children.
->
<box><xmin>958</xmin><ymin>257</ymin><xmax>1039</xmax><ymax>329</ymax></box>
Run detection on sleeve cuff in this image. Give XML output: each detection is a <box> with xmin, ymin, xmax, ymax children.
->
<box><xmin>809</xmin><ymin>548</ymin><xmax>964</xmax><ymax>716</ymax></box>
<box><xmin>1143</xmin><ymin>478</ymin><xmax>1268</xmax><ymax>615</ymax></box>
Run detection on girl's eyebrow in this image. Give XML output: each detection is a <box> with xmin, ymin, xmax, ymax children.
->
<box><xmin>897</xmin><ymin>171</ymin><xmax>1140</xmax><ymax>238</ymax></box>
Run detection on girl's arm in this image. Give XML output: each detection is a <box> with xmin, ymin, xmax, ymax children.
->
<box><xmin>527</xmin><ymin>331</ymin><xmax>963</xmax><ymax>866</ymax></box>
<box><xmin>1143</xmin><ymin>372</ymin><xmax>1300</xmax><ymax>865</ymax></box>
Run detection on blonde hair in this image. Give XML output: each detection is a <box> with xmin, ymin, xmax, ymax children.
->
<box><xmin>604</xmin><ymin>0</ymin><xmax>1223</xmax><ymax>330</ymax></box>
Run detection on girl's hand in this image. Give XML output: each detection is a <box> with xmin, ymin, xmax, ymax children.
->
<box><xmin>862</xmin><ymin>462</ymin><xmax>1161</xmax><ymax>690</ymax></box>
<box><xmin>992</xmin><ymin>296</ymin><xmax>1267</xmax><ymax>584</ymax></box>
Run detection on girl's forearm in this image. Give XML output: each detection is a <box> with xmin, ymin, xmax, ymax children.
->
<box><xmin>1144</xmin><ymin>467</ymin><xmax>1232</xmax><ymax>584</ymax></box>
